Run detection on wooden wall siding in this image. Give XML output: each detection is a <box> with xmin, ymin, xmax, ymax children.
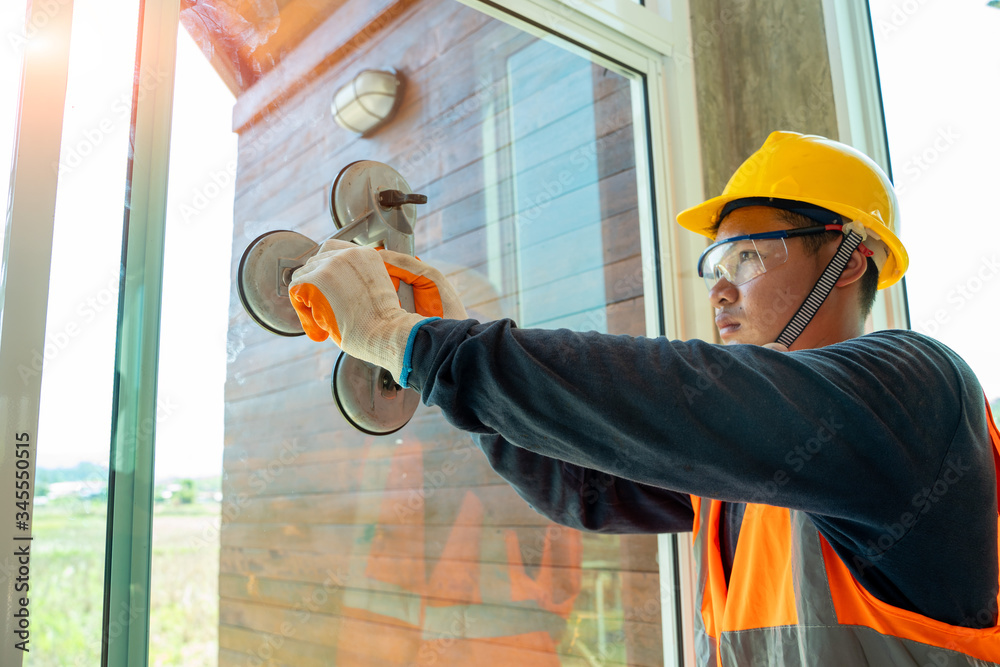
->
<box><xmin>223</xmin><ymin>0</ymin><xmax>662</xmax><ymax>665</ymax></box>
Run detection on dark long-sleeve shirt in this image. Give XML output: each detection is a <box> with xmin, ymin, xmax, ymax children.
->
<box><xmin>406</xmin><ymin>319</ymin><xmax>999</xmax><ymax>628</ymax></box>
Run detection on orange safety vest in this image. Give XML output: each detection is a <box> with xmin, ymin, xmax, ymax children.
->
<box><xmin>691</xmin><ymin>398</ymin><xmax>1000</xmax><ymax>666</ymax></box>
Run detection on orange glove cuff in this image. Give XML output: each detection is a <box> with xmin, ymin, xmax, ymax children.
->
<box><xmin>383</xmin><ymin>263</ymin><xmax>445</xmax><ymax>318</ymax></box>
<box><xmin>288</xmin><ymin>283</ymin><xmax>343</xmax><ymax>344</ymax></box>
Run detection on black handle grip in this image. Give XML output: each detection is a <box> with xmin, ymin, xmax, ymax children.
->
<box><xmin>378</xmin><ymin>189</ymin><xmax>428</xmax><ymax>208</ymax></box>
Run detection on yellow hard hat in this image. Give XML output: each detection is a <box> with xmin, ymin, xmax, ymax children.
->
<box><xmin>677</xmin><ymin>131</ymin><xmax>908</xmax><ymax>289</ymax></box>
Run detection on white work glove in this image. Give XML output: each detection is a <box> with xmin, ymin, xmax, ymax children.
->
<box><xmin>288</xmin><ymin>240</ymin><xmax>465</xmax><ymax>383</ymax></box>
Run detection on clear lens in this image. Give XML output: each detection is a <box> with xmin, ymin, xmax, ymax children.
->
<box><xmin>701</xmin><ymin>238</ymin><xmax>788</xmax><ymax>289</ymax></box>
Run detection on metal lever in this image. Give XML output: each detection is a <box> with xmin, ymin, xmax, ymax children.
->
<box><xmin>378</xmin><ymin>189</ymin><xmax>428</xmax><ymax>208</ymax></box>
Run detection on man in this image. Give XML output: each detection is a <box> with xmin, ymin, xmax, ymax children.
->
<box><xmin>287</xmin><ymin>132</ymin><xmax>1000</xmax><ymax>665</ymax></box>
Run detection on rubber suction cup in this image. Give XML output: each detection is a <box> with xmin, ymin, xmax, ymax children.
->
<box><xmin>238</xmin><ymin>230</ymin><xmax>318</xmax><ymax>336</ymax></box>
<box><xmin>332</xmin><ymin>353</ymin><xmax>420</xmax><ymax>436</ymax></box>
<box><xmin>330</xmin><ymin>161</ymin><xmax>422</xmax><ymax>250</ymax></box>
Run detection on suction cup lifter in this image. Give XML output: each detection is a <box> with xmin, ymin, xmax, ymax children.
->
<box><xmin>236</xmin><ymin>160</ymin><xmax>428</xmax><ymax>435</ymax></box>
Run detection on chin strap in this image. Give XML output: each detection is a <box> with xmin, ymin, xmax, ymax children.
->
<box><xmin>774</xmin><ymin>230</ymin><xmax>865</xmax><ymax>349</ymax></box>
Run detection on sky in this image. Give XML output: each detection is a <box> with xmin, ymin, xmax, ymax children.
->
<box><xmin>1</xmin><ymin>0</ymin><xmax>235</xmax><ymax>480</ymax></box>
<box><xmin>869</xmin><ymin>0</ymin><xmax>1000</xmax><ymax>401</ymax></box>
<box><xmin>0</xmin><ymin>0</ymin><xmax>998</xmax><ymax>480</ymax></box>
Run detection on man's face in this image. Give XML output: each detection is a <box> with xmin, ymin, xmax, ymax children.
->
<box><xmin>709</xmin><ymin>206</ymin><xmax>829</xmax><ymax>346</ymax></box>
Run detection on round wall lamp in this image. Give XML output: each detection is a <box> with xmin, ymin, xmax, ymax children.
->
<box><xmin>330</xmin><ymin>68</ymin><xmax>404</xmax><ymax>137</ymax></box>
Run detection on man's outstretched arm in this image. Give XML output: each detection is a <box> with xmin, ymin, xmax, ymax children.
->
<box><xmin>405</xmin><ymin>318</ymin><xmax>989</xmax><ymax>529</ymax></box>
<box><xmin>473</xmin><ymin>430</ymin><xmax>694</xmax><ymax>534</ymax></box>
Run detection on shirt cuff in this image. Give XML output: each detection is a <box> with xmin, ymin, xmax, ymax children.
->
<box><xmin>398</xmin><ymin>317</ymin><xmax>441</xmax><ymax>389</ymax></box>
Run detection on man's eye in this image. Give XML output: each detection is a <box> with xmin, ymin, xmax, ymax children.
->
<box><xmin>738</xmin><ymin>250</ymin><xmax>757</xmax><ymax>263</ymax></box>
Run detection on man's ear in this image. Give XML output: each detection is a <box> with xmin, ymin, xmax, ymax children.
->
<box><xmin>835</xmin><ymin>248</ymin><xmax>869</xmax><ymax>287</ymax></box>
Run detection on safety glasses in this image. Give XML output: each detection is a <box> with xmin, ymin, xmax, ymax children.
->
<box><xmin>697</xmin><ymin>224</ymin><xmax>843</xmax><ymax>290</ymax></box>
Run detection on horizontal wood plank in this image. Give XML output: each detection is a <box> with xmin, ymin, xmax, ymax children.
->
<box><xmin>218</xmin><ymin>568</ymin><xmax>663</xmax><ymax>621</ymax></box>
<box><xmin>218</xmin><ymin>543</ymin><xmax>659</xmax><ymax>590</ymax></box>
<box><xmin>219</xmin><ymin>596</ymin><xmax>652</xmax><ymax>666</ymax></box>
<box><xmin>219</xmin><ymin>524</ymin><xmax>659</xmax><ymax>571</ymax></box>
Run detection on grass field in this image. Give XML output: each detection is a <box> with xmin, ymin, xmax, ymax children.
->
<box><xmin>24</xmin><ymin>500</ymin><xmax>220</xmax><ymax>667</ymax></box>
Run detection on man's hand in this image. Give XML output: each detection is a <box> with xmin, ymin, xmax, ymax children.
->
<box><xmin>287</xmin><ymin>240</ymin><xmax>464</xmax><ymax>383</ymax></box>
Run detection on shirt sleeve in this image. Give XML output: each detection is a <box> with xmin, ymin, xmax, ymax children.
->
<box><xmin>472</xmin><ymin>430</ymin><xmax>694</xmax><ymax>534</ymax></box>
<box><xmin>405</xmin><ymin>318</ymin><xmax>999</xmax><ymax>627</ymax></box>
<box><xmin>406</xmin><ymin>318</ymin><xmax>988</xmax><ymax>533</ymax></box>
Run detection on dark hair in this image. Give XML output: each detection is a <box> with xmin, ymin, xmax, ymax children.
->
<box><xmin>774</xmin><ymin>209</ymin><xmax>879</xmax><ymax>319</ymax></box>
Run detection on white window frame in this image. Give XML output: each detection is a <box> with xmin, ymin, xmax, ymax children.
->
<box><xmin>822</xmin><ymin>0</ymin><xmax>910</xmax><ymax>332</ymax></box>
<box><xmin>0</xmin><ymin>2</ymin><xmax>75</xmax><ymax>666</ymax></box>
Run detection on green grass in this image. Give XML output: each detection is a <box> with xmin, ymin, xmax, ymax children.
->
<box><xmin>25</xmin><ymin>502</ymin><xmax>106</xmax><ymax>666</ymax></box>
<box><xmin>24</xmin><ymin>500</ymin><xmax>221</xmax><ymax>667</ymax></box>
<box><xmin>148</xmin><ymin>509</ymin><xmax>220</xmax><ymax>667</ymax></box>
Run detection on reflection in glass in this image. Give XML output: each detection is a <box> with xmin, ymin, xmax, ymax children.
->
<box><xmin>508</xmin><ymin>40</ymin><xmax>607</xmax><ymax>330</ymax></box>
<box><xmin>147</xmin><ymin>21</ymin><xmax>237</xmax><ymax>667</ymax></box>
<box><xmin>161</xmin><ymin>1</ymin><xmax>663</xmax><ymax>665</ymax></box>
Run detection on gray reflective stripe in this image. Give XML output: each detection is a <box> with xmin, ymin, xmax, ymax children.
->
<box><xmin>789</xmin><ymin>510</ymin><xmax>838</xmax><ymax>627</ymax></box>
<box><xmin>693</xmin><ymin>500</ymin><xmax>716</xmax><ymax>666</ymax></box>
<box><xmin>343</xmin><ymin>583</ymin><xmax>569</xmax><ymax>640</ymax></box>
<box><xmin>343</xmin><ymin>582</ymin><xmax>422</xmax><ymax>626</ymax></box>
<box><xmin>422</xmin><ymin>603</ymin><xmax>566</xmax><ymax>640</ymax></box>
<box><xmin>719</xmin><ymin>624</ymin><xmax>1000</xmax><ymax>666</ymax></box>
<box><xmin>695</xmin><ymin>628</ymin><xmax>718</xmax><ymax>667</ymax></box>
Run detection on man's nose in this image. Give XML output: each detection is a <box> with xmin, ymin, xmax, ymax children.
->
<box><xmin>709</xmin><ymin>277</ymin><xmax>738</xmax><ymax>307</ymax></box>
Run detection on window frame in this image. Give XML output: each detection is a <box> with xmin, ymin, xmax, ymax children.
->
<box><xmin>2</xmin><ymin>0</ymin><xmax>710</xmax><ymax>665</ymax></box>
<box><xmin>0</xmin><ymin>1</ymin><xmax>76</xmax><ymax>664</ymax></box>
<box><xmin>822</xmin><ymin>0</ymin><xmax>910</xmax><ymax>332</ymax></box>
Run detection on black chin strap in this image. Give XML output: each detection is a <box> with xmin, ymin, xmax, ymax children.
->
<box><xmin>774</xmin><ymin>230</ymin><xmax>865</xmax><ymax>349</ymax></box>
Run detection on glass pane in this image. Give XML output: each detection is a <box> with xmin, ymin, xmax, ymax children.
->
<box><xmin>154</xmin><ymin>1</ymin><xmax>663</xmax><ymax>665</ymax></box>
<box><xmin>8</xmin><ymin>0</ymin><xmax>140</xmax><ymax>664</ymax></box>
<box><xmin>869</xmin><ymin>1</ymin><xmax>1000</xmax><ymax>414</ymax></box>
<box><xmin>508</xmin><ymin>41</ymin><xmax>612</xmax><ymax>331</ymax></box>
<box><xmin>146</xmin><ymin>25</ymin><xmax>237</xmax><ymax>667</ymax></box>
